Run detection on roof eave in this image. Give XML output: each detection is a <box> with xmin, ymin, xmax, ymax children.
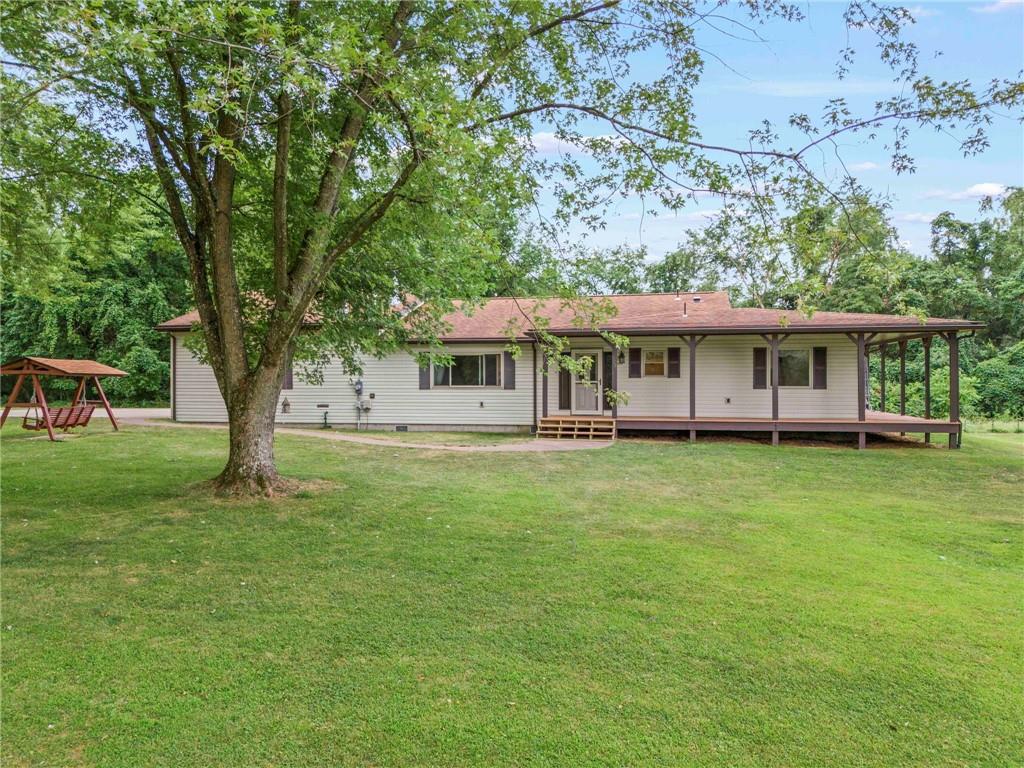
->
<box><xmin>534</xmin><ymin>321</ymin><xmax>986</xmax><ymax>337</ymax></box>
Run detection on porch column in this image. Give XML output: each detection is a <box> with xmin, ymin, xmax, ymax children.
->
<box><xmin>770</xmin><ymin>334</ymin><xmax>780</xmax><ymax>446</ymax></box>
<box><xmin>898</xmin><ymin>341</ymin><xmax>907</xmax><ymax>416</ymax></box>
<box><xmin>923</xmin><ymin>336</ymin><xmax>932</xmax><ymax>444</ymax></box>
<box><xmin>879</xmin><ymin>343</ymin><xmax>887</xmax><ymax>412</ymax></box>
<box><xmin>541</xmin><ymin>351</ymin><xmax>549</xmax><ymax>418</ymax></box>
<box><xmin>610</xmin><ymin>345</ymin><xmax>618</xmax><ymax>419</ymax></box>
<box><xmin>947</xmin><ymin>332</ymin><xmax>960</xmax><ymax>449</ymax></box>
<box><xmin>532</xmin><ymin>342</ymin><xmax>538</xmax><ymax>431</ymax></box>
<box><xmin>685</xmin><ymin>335</ymin><xmax>705</xmax><ymax>443</ymax></box>
<box><xmin>855</xmin><ymin>332</ymin><xmax>867</xmax><ymax>449</ymax></box>
<box><xmin>899</xmin><ymin>340</ymin><xmax>907</xmax><ymax>436</ymax></box>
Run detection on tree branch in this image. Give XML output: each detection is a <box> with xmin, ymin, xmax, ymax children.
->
<box><xmin>470</xmin><ymin>1</ymin><xmax>622</xmax><ymax>100</ymax></box>
<box><xmin>273</xmin><ymin>0</ymin><xmax>301</xmax><ymax>305</ymax></box>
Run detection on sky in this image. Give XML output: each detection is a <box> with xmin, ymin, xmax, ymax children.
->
<box><xmin>533</xmin><ymin>0</ymin><xmax>1023</xmax><ymax>259</ymax></box>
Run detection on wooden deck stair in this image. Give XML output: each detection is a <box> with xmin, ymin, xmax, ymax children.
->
<box><xmin>537</xmin><ymin>416</ymin><xmax>616</xmax><ymax>440</ymax></box>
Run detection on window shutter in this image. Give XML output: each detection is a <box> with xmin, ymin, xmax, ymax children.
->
<box><xmin>602</xmin><ymin>351</ymin><xmax>614</xmax><ymax>410</ymax></box>
<box><xmin>752</xmin><ymin>347</ymin><xmax>767</xmax><ymax>389</ymax></box>
<box><xmin>503</xmin><ymin>351</ymin><xmax>516</xmax><ymax>390</ymax></box>
<box><xmin>628</xmin><ymin>348</ymin><xmax>642</xmax><ymax>378</ymax></box>
<box><xmin>419</xmin><ymin>361</ymin><xmax>431</xmax><ymax>390</ymax></box>
<box><xmin>813</xmin><ymin>346</ymin><xmax>827</xmax><ymax>389</ymax></box>
<box><xmin>558</xmin><ymin>359</ymin><xmax>571</xmax><ymax>409</ymax></box>
<box><xmin>283</xmin><ymin>362</ymin><xmax>294</xmax><ymax>390</ymax></box>
<box><xmin>667</xmin><ymin>347</ymin><xmax>681</xmax><ymax>378</ymax></box>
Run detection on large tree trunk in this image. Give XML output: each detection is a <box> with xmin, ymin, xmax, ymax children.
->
<box><xmin>212</xmin><ymin>363</ymin><xmax>288</xmax><ymax>496</ymax></box>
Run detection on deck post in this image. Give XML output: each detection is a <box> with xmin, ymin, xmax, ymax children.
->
<box><xmin>879</xmin><ymin>343</ymin><xmax>887</xmax><ymax>412</ymax></box>
<box><xmin>610</xmin><ymin>344</ymin><xmax>618</xmax><ymax>419</ymax></box>
<box><xmin>0</xmin><ymin>373</ymin><xmax>27</xmax><ymax>428</ymax></box>
<box><xmin>855</xmin><ymin>332</ymin><xmax>866</xmax><ymax>449</ymax></box>
<box><xmin>947</xmin><ymin>332</ymin><xmax>960</xmax><ymax>449</ymax></box>
<box><xmin>923</xmin><ymin>336</ymin><xmax>932</xmax><ymax>443</ymax></box>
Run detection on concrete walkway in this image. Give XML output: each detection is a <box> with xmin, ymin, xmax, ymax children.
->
<box><xmin>95</xmin><ymin>411</ymin><xmax>612</xmax><ymax>453</ymax></box>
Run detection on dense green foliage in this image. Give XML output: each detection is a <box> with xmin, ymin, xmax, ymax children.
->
<box><xmin>0</xmin><ymin>214</ymin><xmax>189</xmax><ymax>404</ymax></box>
<box><xmin>3</xmin><ymin>423</ymin><xmax>1022</xmax><ymax>765</ymax></box>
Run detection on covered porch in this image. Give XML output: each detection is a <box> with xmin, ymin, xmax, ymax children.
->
<box><xmin>536</xmin><ymin>326</ymin><xmax>973</xmax><ymax>449</ymax></box>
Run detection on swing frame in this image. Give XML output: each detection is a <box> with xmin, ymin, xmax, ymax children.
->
<box><xmin>1</xmin><ymin>357</ymin><xmax>127</xmax><ymax>441</ymax></box>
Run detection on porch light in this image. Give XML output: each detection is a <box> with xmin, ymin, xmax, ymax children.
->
<box><xmin>281</xmin><ymin>397</ymin><xmax>291</xmax><ymax>414</ymax></box>
<box><xmin>618</xmin><ymin>350</ymin><xmax>625</xmax><ymax>364</ymax></box>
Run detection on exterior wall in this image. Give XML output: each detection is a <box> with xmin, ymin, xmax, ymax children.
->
<box><xmin>171</xmin><ymin>333</ymin><xmax>537</xmax><ymax>428</ymax></box>
<box><xmin>172</xmin><ymin>331</ymin><xmax>859</xmax><ymax>426</ymax></box>
<box><xmin>543</xmin><ymin>333</ymin><xmax>859</xmax><ymax>419</ymax></box>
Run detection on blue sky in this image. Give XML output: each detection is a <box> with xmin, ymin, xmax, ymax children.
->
<box><xmin>534</xmin><ymin>0</ymin><xmax>1023</xmax><ymax>259</ymax></box>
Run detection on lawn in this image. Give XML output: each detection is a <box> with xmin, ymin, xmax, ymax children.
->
<box><xmin>2</xmin><ymin>423</ymin><xmax>1022</xmax><ymax>767</ymax></box>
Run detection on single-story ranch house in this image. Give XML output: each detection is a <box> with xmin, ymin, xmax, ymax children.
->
<box><xmin>157</xmin><ymin>292</ymin><xmax>982</xmax><ymax>448</ymax></box>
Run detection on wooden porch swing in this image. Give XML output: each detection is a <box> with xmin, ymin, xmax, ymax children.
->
<box><xmin>0</xmin><ymin>357</ymin><xmax>127</xmax><ymax>441</ymax></box>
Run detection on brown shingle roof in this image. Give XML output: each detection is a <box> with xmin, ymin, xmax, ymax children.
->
<box><xmin>0</xmin><ymin>357</ymin><xmax>127</xmax><ymax>376</ymax></box>
<box><xmin>157</xmin><ymin>291</ymin><xmax>983</xmax><ymax>340</ymax></box>
<box><xmin>430</xmin><ymin>292</ymin><xmax>983</xmax><ymax>339</ymax></box>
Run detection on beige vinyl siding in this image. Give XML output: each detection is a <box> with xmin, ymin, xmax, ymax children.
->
<box><xmin>173</xmin><ymin>334</ymin><xmax>228</xmax><ymax>422</ymax></box>
<box><xmin>172</xmin><ymin>334</ymin><xmax>537</xmax><ymax>427</ymax></box>
<box><xmin>616</xmin><ymin>337</ymin><xmax>688</xmax><ymax>418</ymax></box>
<box><xmin>543</xmin><ymin>334</ymin><xmax>859</xmax><ymax>419</ymax></box>
<box><xmin>692</xmin><ymin>334</ymin><xmax>858</xmax><ymax>419</ymax></box>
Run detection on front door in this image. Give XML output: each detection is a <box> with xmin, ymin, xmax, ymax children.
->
<box><xmin>573</xmin><ymin>351</ymin><xmax>601</xmax><ymax>413</ymax></box>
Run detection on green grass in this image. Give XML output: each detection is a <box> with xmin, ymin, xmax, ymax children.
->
<box><xmin>2</xmin><ymin>423</ymin><xmax>1022</xmax><ymax>767</ymax></box>
<box><xmin>964</xmin><ymin>418</ymin><xmax>1024</xmax><ymax>434</ymax></box>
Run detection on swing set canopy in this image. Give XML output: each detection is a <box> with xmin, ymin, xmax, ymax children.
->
<box><xmin>0</xmin><ymin>357</ymin><xmax>127</xmax><ymax>377</ymax></box>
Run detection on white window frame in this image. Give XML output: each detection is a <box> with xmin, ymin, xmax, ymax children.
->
<box><xmin>643</xmin><ymin>349</ymin><xmax>666</xmax><ymax>378</ymax></box>
<box><xmin>432</xmin><ymin>353</ymin><xmax>502</xmax><ymax>388</ymax></box>
<box><xmin>775</xmin><ymin>348</ymin><xmax>811</xmax><ymax>388</ymax></box>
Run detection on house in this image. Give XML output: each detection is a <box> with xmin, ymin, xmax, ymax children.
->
<box><xmin>156</xmin><ymin>292</ymin><xmax>981</xmax><ymax>448</ymax></box>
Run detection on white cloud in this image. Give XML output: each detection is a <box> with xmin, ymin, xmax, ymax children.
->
<box><xmin>527</xmin><ymin>131</ymin><xmax>624</xmax><ymax>155</ymax></box>
<box><xmin>906</xmin><ymin>5</ymin><xmax>941</xmax><ymax>19</ymax></box>
<box><xmin>970</xmin><ymin>0</ymin><xmax>1022</xmax><ymax>13</ymax></box>
<box><xmin>848</xmin><ymin>161</ymin><xmax>881</xmax><ymax>172</ymax></box>
<box><xmin>925</xmin><ymin>182</ymin><xmax>1008</xmax><ymax>200</ymax></box>
<box><xmin>893</xmin><ymin>212</ymin><xmax>937</xmax><ymax>224</ymax></box>
<box><xmin>725</xmin><ymin>78</ymin><xmax>896</xmax><ymax>98</ymax></box>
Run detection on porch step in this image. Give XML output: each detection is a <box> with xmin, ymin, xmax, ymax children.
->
<box><xmin>538</xmin><ymin>416</ymin><xmax>616</xmax><ymax>441</ymax></box>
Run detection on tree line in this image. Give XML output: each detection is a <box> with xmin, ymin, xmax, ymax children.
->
<box><xmin>4</xmin><ymin>178</ymin><xmax>1021</xmax><ymax>420</ymax></box>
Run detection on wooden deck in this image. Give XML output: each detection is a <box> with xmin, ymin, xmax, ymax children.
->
<box><xmin>538</xmin><ymin>411</ymin><xmax>960</xmax><ymax>447</ymax></box>
<box><xmin>614</xmin><ymin>410</ymin><xmax>958</xmax><ymax>434</ymax></box>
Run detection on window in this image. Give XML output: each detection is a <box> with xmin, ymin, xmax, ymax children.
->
<box><xmin>433</xmin><ymin>354</ymin><xmax>500</xmax><ymax>386</ymax></box>
<box><xmin>777</xmin><ymin>349</ymin><xmax>810</xmax><ymax>387</ymax></box>
<box><xmin>644</xmin><ymin>349</ymin><xmax>666</xmax><ymax>377</ymax></box>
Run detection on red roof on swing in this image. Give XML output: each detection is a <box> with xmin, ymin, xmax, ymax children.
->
<box><xmin>0</xmin><ymin>357</ymin><xmax>128</xmax><ymax>377</ymax></box>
